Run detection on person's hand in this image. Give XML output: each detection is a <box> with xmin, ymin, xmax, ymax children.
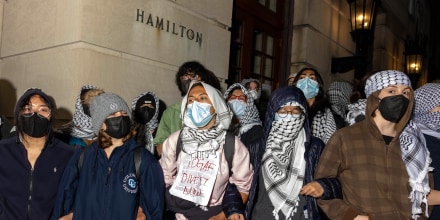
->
<box><xmin>136</xmin><ymin>207</ymin><xmax>146</xmax><ymax>220</ymax></box>
<box><xmin>59</xmin><ymin>212</ymin><xmax>73</xmax><ymax>220</ymax></box>
<box><xmin>300</xmin><ymin>181</ymin><xmax>324</xmax><ymax>198</ymax></box>
<box><xmin>354</xmin><ymin>215</ymin><xmax>369</xmax><ymax>220</ymax></box>
<box><xmin>209</xmin><ymin>211</ymin><xmax>227</xmax><ymax>220</ymax></box>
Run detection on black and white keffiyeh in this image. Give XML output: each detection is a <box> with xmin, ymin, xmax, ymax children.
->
<box><xmin>262</xmin><ymin>102</ymin><xmax>307</xmax><ymax>220</ymax></box>
<box><xmin>400</xmin><ymin>120</ymin><xmax>431</xmax><ymax>219</ymax></box>
<box><xmin>224</xmin><ymin>83</ymin><xmax>262</xmax><ymax>137</ymax></box>
<box><xmin>328</xmin><ymin>81</ymin><xmax>353</xmax><ymax>118</ymax></box>
<box><xmin>180</xmin><ymin>81</ymin><xmax>232</xmax><ymax>157</ymax></box>
<box><xmin>61</xmin><ymin>85</ymin><xmax>98</xmax><ymax>140</ymax></box>
<box><xmin>414</xmin><ymin>83</ymin><xmax>440</xmax><ymax>138</ymax></box>
<box><xmin>365</xmin><ymin>70</ymin><xmax>412</xmax><ymax>97</ymax></box>
<box><xmin>131</xmin><ymin>91</ymin><xmax>160</xmax><ymax>154</ymax></box>
<box><xmin>345</xmin><ymin>99</ymin><xmax>367</xmax><ymax>126</ymax></box>
<box><xmin>311</xmin><ymin>108</ymin><xmax>336</xmax><ymax>143</ymax></box>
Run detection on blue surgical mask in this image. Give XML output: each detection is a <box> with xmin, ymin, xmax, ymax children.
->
<box><xmin>296</xmin><ymin>77</ymin><xmax>319</xmax><ymax>99</ymax></box>
<box><xmin>274</xmin><ymin>113</ymin><xmax>302</xmax><ymax>121</ymax></box>
<box><xmin>186</xmin><ymin>101</ymin><xmax>213</xmax><ymax>127</ymax></box>
<box><xmin>228</xmin><ymin>100</ymin><xmax>247</xmax><ymax>118</ymax></box>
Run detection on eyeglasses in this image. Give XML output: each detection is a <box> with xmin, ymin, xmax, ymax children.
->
<box><xmin>276</xmin><ymin>107</ymin><xmax>302</xmax><ymax>118</ymax></box>
<box><xmin>180</xmin><ymin>73</ymin><xmax>198</xmax><ymax>80</ymax></box>
<box><xmin>22</xmin><ymin>106</ymin><xmax>51</xmax><ymax>118</ymax></box>
<box><xmin>228</xmin><ymin>95</ymin><xmax>246</xmax><ymax>101</ymax></box>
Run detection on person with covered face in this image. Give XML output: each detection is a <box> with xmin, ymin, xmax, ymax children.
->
<box><xmin>412</xmin><ymin>83</ymin><xmax>440</xmax><ymax>218</ymax></box>
<box><xmin>0</xmin><ymin>88</ymin><xmax>75</xmax><ymax>219</ymax></box>
<box><xmin>57</xmin><ymin>85</ymin><xmax>104</xmax><ymax>147</ymax></box>
<box><xmin>154</xmin><ymin>61</ymin><xmax>222</xmax><ymax>156</ymax></box>
<box><xmin>250</xmin><ymin>86</ymin><xmax>335</xmax><ymax>220</ymax></box>
<box><xmin>132</xmin><ymin>91</ymin><xmax>160</xmax><ymax>156</ymax></box>
<box><xmin>51</xmin><ymin>93</ymin><xmax>164</xmax><ymax>220</ymax></box>
<box><xmin>160</xmin><ymin>81</ymin><xmax>253</xmax><ymax>220</ymax></box>
<box><xmin>221</xmin><ymin>83</ymin><xmax>263</xmax><ymax>219</ymax></box>
<box><xmin>292</xmin><ymin>68</ymin><xmax>336</xmax><ymax>143</ymax></box>
<box><xmin>315</xmin><ymin>70</ymin><xmax>431</xmax><ymax>219</ymax></box>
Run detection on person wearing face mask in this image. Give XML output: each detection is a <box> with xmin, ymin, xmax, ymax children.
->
<box><xmin>154</xmin><ymin>61</ymin><xmax>222</xmax><ymax>157</ymax></box>
<box><xmin>293</xmin><ymin>68</ymin><xmax>336</xmax><ymax>143</ymax></box>
<box><xmin>0</xmin><ymin>88</ymin><xmax>75</xmax><ymax>219</ymax></box>
<box><xmin>51</xmin><ymin>93</ymin><xmax>164</xmax><ymax>220</ymax></box>
<box><xmin>249</xmin><ymin>86</ymin><xmax>338</xmax><ymax>220</ymax></box>
<box><xmin>160</xmin><ymin>81</ymin><xmax>253</xmax><ymax>220</ymax></box>
<box><xmin>315</xmin><ymin>70</ymin><xmax>432</xmax><ymax>219</ymax></box>
<box><xmin>411</xmin><ymin>83</ymin><xmax>440</xmax><ymax>218</ymax></box>
<box><xmin>221</xmin><ymin>83</ymin><xmax>263</xmax><ymax>219</ymax></box>
<box><xmin>56</xmin><ymin>85</ymin><xmax>104</xmax><ymax>147</ymax></box>
<box><xmin>241</xmin><ymin>78</ymin><xmax>266</xmax><ymax>122</ymax></box>
<box><xmin>132</xmin><ymin>91</ymin><xmax>160</xmax><ymax>156</ymax></box>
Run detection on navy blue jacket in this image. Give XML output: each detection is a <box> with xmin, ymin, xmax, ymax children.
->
<box><xmin>51</xmin><ymin>138</ymin><xmax>164</xmax><ymax>220</ymax></box>
<box><xmin>246</xmin><ymin>86</ymin><xmax>342</xmax><ymax>220</ymax></box>
<box><xmin>0</xmin><ymin>136</ymin><xmax>75</xmax><ymax>220</ymax></box>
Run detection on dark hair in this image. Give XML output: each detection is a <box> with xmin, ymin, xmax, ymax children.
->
<box><xmin>293</xmin><ymin>68</ymin><xmax>331</xmax><ymax>119</ymax></box>
<box><xmin>175</xmin><ymin>61</ymin><xmax>222</xmax><ymax>96</ymax></box>
<box><xmin>15</xmin><ymin>90</ymin><xmax>55</xmax><ymax>139</ymax></box>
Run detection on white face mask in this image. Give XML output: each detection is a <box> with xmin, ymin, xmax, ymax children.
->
<box><xmin>249</xmin><ymin>90</ymin><xmax>260</xmax><ymax>100</ymax></box>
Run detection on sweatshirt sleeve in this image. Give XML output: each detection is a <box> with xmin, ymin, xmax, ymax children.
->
<box><xmin>229</xmin><ymin>137</ymin><xmax>253</xmax><ymax>194</ymax></box>
<box><xmin>50</xmin><ymin>148</ymin><xmax>82</xmax><ymax>219</ymax></box>
<box><xmin>159</xmin><ymin>131</ymin><xmax>179</xmax><ymax>186</ymax></box>
<box><xmin>140</xmin><ymin>151</ymin><xmax>165</xmax><ymax>220</ymax></box>
<box><xmin>314</xmin><ymin>134</ymin><xmax>360</xmax><ymax>220</ymax></box>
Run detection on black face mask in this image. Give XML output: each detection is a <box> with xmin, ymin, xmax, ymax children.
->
<box><xmin>82</xmin><ymin>104</ymin><xmax>91</xmax><ymax>117</ymax></box>
<box><xmin>378</xmin><ymin>95</ymin><xmax>409</xmax><ymax>123</ymax></box>
<box><xmin>181</xmin><ymin>79</ymin><xmax>192</xmax><ymax>95</ymax></box>
<box><xmin>20</xmin><ymin>114</ymin><xmax>50</xmax><ymax>138</ymax></box>
<box><xmin>135</xmin><ymin>107</ymin><xmax>155</xmax><ymax>124</ymax></box>
<box><xmin>104</xmin><ymin>116</ymin><xmax>131</xmax><ymax>139</ymax></box>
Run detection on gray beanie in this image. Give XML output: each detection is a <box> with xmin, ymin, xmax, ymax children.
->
<box><xmin>91</xmin><ymin>93</ymin><xmax>131</xmax><ymax>135</ymax></box>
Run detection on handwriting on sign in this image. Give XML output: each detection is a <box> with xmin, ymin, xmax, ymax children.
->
<box><xmin>180</xmin><ymin>173</ymin><xmax>209</xmax><ymax>186</ymax></box>
<box><xmin>186</xmin><ymin>157</ymin><xmax>216</xmax><ymax>172</ymax></box>
<box><xmin>183</xmin><ymin>186</ymin><xmax>202</xmax><ymax>196</ymax></box>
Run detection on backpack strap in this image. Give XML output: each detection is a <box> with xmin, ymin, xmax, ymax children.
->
<box><xmin>224</xmin><ymin>131</ymin><xmax>235</xmax><ymax>176</ymax></box>
<box><xmin>133</xmin><ymin>147</ymin><xmax>142</xmax><ymax>181</ymax></box>
<box><xmin>176</xmin><ymin>130</ymin><xmax>235</xmax><ymax>176</ymax></box>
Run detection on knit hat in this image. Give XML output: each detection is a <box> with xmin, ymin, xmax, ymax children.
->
<box><xmin>90</xmin><ymin>93</ymin><xmax>131</xmax><ymax>135</ymax></box>
<box><xmin>364</xmin><ymin>70</ymin><xmax>412</xmax><ymax>97</ymax></box>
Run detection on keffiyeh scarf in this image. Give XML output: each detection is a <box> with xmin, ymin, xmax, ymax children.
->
<box><xmin>61</xmin><ymin>85</ymin><xmax>97</xmax><ymax>139</ymax></box>
<box><xmin>311</xmin><ymin>108</ymin><xmax>336</xmax><ymax>143</ymax></box>
<box><xmin>413</xmin><ymin>83</ymin><xmax>440</xmax><ymax>138</ymax></box>
<box><xmin>400</xmin><ymin>120</ymin><xmax>431</xmax><ymax>219</ymax></box>
<box><xmin>224</xmin><ymin>83</ymin><xmax>262</xmax><ymax>137</ymax></box>
<box><xmin>345</xmin><ymin>99</ymin><xmax>367</xmax><ymax>126</ymax></box>
<box><xmin>328</xmin><ymin>81</ymin><xmax>353</xmax><ymax>118</ymax></box>
<box><xmin>131</xmin><ymin>91</ymin><xmax>160</xmax><ymax>153</ymax></box>
<box><xmin>262</xmin><ymin>111</ymin><xmax>306</xmax><ymax>220</ymax></box>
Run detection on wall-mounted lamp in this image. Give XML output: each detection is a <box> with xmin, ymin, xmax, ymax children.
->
<box><xmin>404</xmin><ymin>38</ymin><xmax>425</xmax><ymax>88</ymax></box>
<box><xmin>331</xmin><ymin>0</ymin><xmax>380</xmax><ymax>79</ymax></box>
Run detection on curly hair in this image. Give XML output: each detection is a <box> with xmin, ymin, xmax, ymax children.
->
<box><xmin>175</xmin><ymin>61</ymin><xmax>222</xmax><ymax>96</ymax></box>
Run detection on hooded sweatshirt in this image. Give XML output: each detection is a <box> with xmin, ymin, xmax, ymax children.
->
<box><xmin>315</xmin><ymin>87</ymin><xmax>414</xmax><ymax>219</ymax></box>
